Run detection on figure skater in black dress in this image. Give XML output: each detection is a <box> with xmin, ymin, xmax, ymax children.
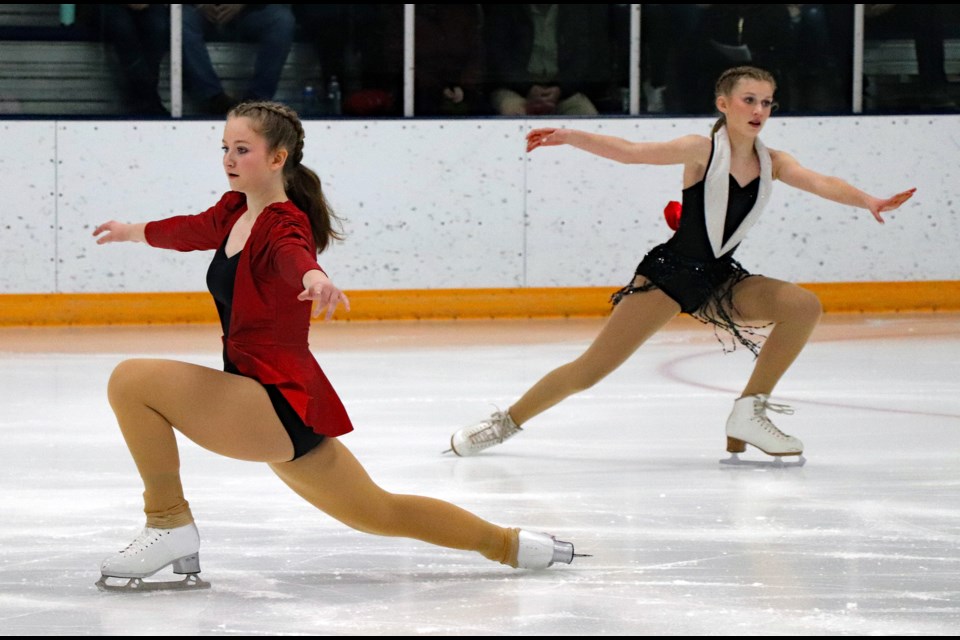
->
<box><xmin>446</xmin><ymin>66</ymin><xmax>915</xmax><ymax>464</ymax></box>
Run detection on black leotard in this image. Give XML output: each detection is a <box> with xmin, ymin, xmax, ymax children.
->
<box><xmin>207</xmin><ymin>239</ymin><xmax>326</xmax><ymax>460</ymax></box>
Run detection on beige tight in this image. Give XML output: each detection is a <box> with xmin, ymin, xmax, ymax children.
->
<box><xmin>106</xmin><ymin>359</ymin><xmax>518</xmax><ymax>566</ymax></box>
<box><xmin>508</xmin><ymin>275</ymin><xmax>822</xmax><ymax>427</ymax></box>
<box><xmin>727</xmin><ymin>276</ymin><xmax>822</xmax><ymax>397</ymax></box>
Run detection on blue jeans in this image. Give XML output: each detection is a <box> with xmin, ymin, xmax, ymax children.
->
<box><xmin>102</xmin><ymin>4</ymin><xmax>171</xmax><ymax>112</ymax></box>
<box><xmin>182</xmin><ymin>4</ymin><xmax>295</xmax><ymax>101</ymax></box>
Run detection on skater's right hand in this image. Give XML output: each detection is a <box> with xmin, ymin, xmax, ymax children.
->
<box><xmin>93</xmin><ymin>221</ymin><xmax>146</xmax><ymax>244</ymax></box>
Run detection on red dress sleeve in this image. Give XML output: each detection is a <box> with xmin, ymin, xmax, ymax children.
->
<box><xmin>258</xmin><ymin>203</ymin><xmax>325</xmax><ymax>289</ymax></box>
<box><xmin>144</xmin><ymin>192</ymin><xmax>247</xmax><ymax>251</ymax></box>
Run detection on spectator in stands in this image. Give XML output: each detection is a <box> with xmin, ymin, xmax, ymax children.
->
<box><xmin>684</xmin><ymin>5</ymin><xmax>799</xmax><ymax>113</ymax></box>
<box><xmin>293</xmin><ymin>5</ymin><xmax>403</xmax><ymax>117</ymax></box>
<box><xmin>291</xmin><ymin>5</ymin><xmax>351</xmax><ymax>96</ymax></box>
<box><xmin>653</xmin><ymin>4</ymin><xmax>850</xmax><ymax>115</ymax></box>
<box><xmin>483</xmin><ymin>4</ymin><xmax>616</xmax><ymax>116</ymax></box>
<box><xmin>182</xmin><ymin>4</ymin><xmax>296</xmax><ymax>115</ymax></box>
<box><xmin>639</xmin><ymin>4</ymin><xmax>705</xmax><ymax>113</ymax></box>
<box><xmin>414</xmin><ymin>4</ymin><xmax>485</xmax><ymax>116</ymax></box>
<box><xmin>101</xmin><ymin>4</ymin><xmax>170</xmax><ymax>116</ymax></box>
<box><xmin>784</xmin><ymin>4</ymin><xmax>850</xmax><ymax>113</ymax></box>
<box><xmin>865</xmin><ymin>4</ymin><xmax>956</xmax><ymax>109</ymax></box>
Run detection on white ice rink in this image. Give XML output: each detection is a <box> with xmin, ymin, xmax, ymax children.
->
<box><xmin>1</xmin><ymin>313</ymin><xmax>958</xmax><ymax>636</ymax></box>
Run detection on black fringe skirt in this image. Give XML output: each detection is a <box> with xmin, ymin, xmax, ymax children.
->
<box><xmin>610</xmin><ymin>243</ymin><xmax>769</xmax><ymax>356</ymax></box>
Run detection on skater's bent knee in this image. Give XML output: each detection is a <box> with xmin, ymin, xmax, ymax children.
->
<box><xmin>770</xmin><ymin>286</ymin><xmax>821</xmax><ymax>325</ymax></box>
<box><xmin>107</xmin><ymin>358</ymin><xmax>155</xmax><ymax>401</ymax></box>
<box><xmin>792</xmin><ymin>288</ymin><xmax>822</xmax><ymax>323</ymax></box>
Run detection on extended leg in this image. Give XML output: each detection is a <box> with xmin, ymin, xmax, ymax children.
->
<box><xmin>447</xmin><ymin>280</ymin><xmax>680</xmax><ymax>456</ymax></box>
<box><xmin>270</xmin><ymin>438</ymin><xmax>575</xmax><ymax>568</ymax></box>
<box><xmin>511</xmin><ymin>282</ymin><xmax>680</xmax><ymax>425</ymax></box>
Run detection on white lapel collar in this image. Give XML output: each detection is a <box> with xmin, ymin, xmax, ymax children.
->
<box><xmin>705</xmin><ymin>126</ymin><xmax>773</xmax><ymax>258</ymax></box>
<box><xmin>704</xmin><ymin>128</ymin><xmax>731</xmax><ymax>259</ymax></box>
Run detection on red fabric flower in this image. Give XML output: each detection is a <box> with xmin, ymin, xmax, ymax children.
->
<box><xmin>664</xmin><ymin>200</ymin><xmax>682</xmax><ymax>231</ymax></box>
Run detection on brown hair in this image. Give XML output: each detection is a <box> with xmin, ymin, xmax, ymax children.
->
<box><xmin>228</xmin><ymin>101</ymin><xmax>344</xmax><ymax>253</ymax></box>
<box><xmin>710</xmin><ymin>66</ymin><xmax>778</xmax><ymax>137</ymax></box>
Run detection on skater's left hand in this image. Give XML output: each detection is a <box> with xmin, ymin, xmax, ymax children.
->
<box><xmin>868</xmin><ymin>188</ymin><xmax>916</xmax><ymax>224</ymax></box>
<box><xmin>298</xmin><ymin>272</ymin><xmax>350</xmax><ymax>321</ymax></box>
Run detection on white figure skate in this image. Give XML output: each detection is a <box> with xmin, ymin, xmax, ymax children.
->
<box><xmin>444</xmin><ymin>409</ymin><xmax>522</xmax><ymax>456</ymax></box>
<box><xmin>515</xmin><ymin>530</ymin><xmax>587</xmax><ymax>569</ymax></box>
<box><xmin>96</xmin><ymin>522</ymin><xmax>210</xmax><ymax>592</ymax></box>
<box><xmin>720</xmin><ymin>394</ymin><xmax>806</xmax><ymax>469</ymax></box>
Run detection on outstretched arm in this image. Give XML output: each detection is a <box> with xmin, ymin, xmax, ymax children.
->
<box><xmin>92</xmin><ymin>221</ymin><xmax>147</xmax><ymax>244</ymax></box>
<box><xmin>526</xmin><ymin>128</ymin><xmax>706</xmax><ymax>166</ymax></box>
<box><xmin>774</xmin><ymin>150</ymin><xmax>916</xmax><ymax>224</ymax></box>
<box><xmin>298</xmin><ymin>270</ymin><xmax>350</xmax><ymax>321</ymax></box>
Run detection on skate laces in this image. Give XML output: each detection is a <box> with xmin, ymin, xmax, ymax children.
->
<box><xmin>759</xmin><ymin>397</ymin><xmax>794</xmax><ymax>416</ymax></box>
<box><xmin>119</xmin><ymin>528</ymin><xmax>163</xmax><ymax>554</ymax></box>
<box><xmin>753</xmin><ymin>396</ymin><xmax>795</xmax><ymax>439</ymax></box>
<box><xmin>466</xmin><ymin>409</ymin><xmax>521</xmax><ymax>447</ymax></box>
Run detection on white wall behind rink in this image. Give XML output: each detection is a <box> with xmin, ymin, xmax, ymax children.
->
<box><xmin>0</xmin><ymin>115</ymin><xmax>956</xmax><ymax>295</ymax></box>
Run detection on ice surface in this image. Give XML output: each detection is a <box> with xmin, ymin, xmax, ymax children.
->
<box><xmin>1</xmin><ymin>314</ymin><xmax>958</xmax><ymax>635</ymax></box>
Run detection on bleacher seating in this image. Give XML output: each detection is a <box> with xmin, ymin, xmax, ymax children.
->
<box><xmin>863</xmin><ymin>39</ymin><xmax>960</xmax><ymax>78</ymax></box>
<box><xmin>0</xmin><ymin>4</ymin><xmax>321</xmax><ymax>117</ymax></box>
<box><xmin>1</xmin><ymin>4</ymin><xmax>957</xmax><ymax>117</ymax></box>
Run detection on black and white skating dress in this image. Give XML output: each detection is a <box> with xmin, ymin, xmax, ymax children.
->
<box><xmin>611</xmin><ymin>126</ymin><xmax>774</xmax><ymax>355</ymax></box>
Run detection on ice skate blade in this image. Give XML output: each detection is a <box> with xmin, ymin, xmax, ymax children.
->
<box><xmin>719</xmin><ymin>453</ymin><xmax>806</xmax><ymax>469</ymax></box>
<box><xmin>547</xmin><ymin>543</ymin><xmax>593</xmax><ymax>569</ymax></box>
<box><xmin>96</xmin><ymin>573</ymin><xmax>211</xmax><ymax>592</ymax></box>
<box><xmin>443</xmin><ymin>434</ymin><xmax>460</xmax><ymax>456</ymax></box>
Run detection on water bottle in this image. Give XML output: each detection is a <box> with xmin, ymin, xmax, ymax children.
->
<box><xmin>326</xmin><ymin>76</ymin><xmax>342</xmax><ymax>116</ymax></box>
<box><xmin>60</xmin><ymin>4</ymin><xmax>76</xmax><ymax>26</ymax></box>
<box><xmin>301</xmin><ymin>84</ymin><xmax>318</xmax><ymax>117</ymax></box>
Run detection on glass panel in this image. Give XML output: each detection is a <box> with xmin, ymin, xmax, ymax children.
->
<box><xmin>102</xmin><ymin>4</ymin><xmax>171</xmax><ymax>117</ymax></box>
<box><xmin>179</xmin><ymin>4</ymin><xmax>302</xmax><ymax>117</ymax></box>
<box><xmin>0</xmin><ymin>4</ymin><xmax>407</xmax><ymax>119</ymax></box>
<box><xmin>640</xmin><ymin>4</ymin><xmax>854</xmax><ymax>115</ymax></box>
<box><xmin>863</xmin><ymin>4</ymin><xmax>960</xmax><ymax>113</ymax></box>
<box><xmin>480</xmin><ymin>4</ymin><xmax>630</xmax><ymax>117</ymax></box>
<box><xmin>0</xmin><ymin>4</ymin><xmax>125</xmax><ymax>116</ymax></box>
<box><xmin>414</xmin><ymin>4</ymin><xmax>485</xmax><ymax>116</ymax></box>
<box><xmin>23</xmin><ymin>4</ymin><xmax>954</xmax><ymax>119</ymax></box>
<box><xmin>292</xmin><ymin>4</ymin><xmax>404</xmax><ymax>118</ymax></box>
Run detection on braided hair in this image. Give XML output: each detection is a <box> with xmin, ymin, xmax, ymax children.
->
<box><xmin>710</xmin><ymin>66</ymin><xmax>777</xmax><ymax>138</ymax></box>
<box><xmin>228</xmin><ymin>101</ymin><xmax>344</xmax><ymax>253</ymax></box>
